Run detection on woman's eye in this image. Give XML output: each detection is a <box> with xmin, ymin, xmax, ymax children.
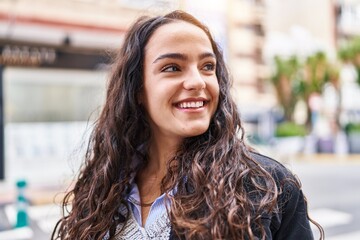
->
<box><xmin>162</xmin><ymin>65</ymin><xmax>180</xmax><ymax>72</ymax></box>
<box><xmin>203</xmin><ymin>63</ymin><xmax>215</xmax><ymax>71</ymax></box>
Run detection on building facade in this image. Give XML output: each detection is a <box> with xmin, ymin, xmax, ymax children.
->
<box><xmin>0</xmin><ymin>0</ymin><xmax>352</xmax><ymax>181</ymax></box>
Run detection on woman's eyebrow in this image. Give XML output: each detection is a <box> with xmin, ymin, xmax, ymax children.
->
<box><xmin>152</xmin><ymin>52</ymin><xmax>216</xmax><ymax>64</ymax></box>
<box><xmin>199</xmin><ymin>52</ymin><xmax>216</xmax><ymax>60</ymax></box>
<box><xmin>153</xmin><ymin>53</ymin><xmax>187</xmax><ymax>63</ymax></box>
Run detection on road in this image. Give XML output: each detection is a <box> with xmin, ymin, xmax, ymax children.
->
<box><xmin>289</xmin><ymin>159</ymin><xmax>360</xmax><ymax>239</ymax></box>
<box><xmin>1</xmin><ymin>157</ymin><xmax>360</xmax><ymax>239</ymax></box>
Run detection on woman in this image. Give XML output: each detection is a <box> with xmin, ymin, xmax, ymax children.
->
<box><xmin>52</xmin><ymin>10</ymin><xmax>323</xmax><ymax>240</ymax></box>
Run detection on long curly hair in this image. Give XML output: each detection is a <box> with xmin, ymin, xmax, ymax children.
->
<box><xmin>52</xmin><ymin>10</ymin><xmax>321</xmax><ymax>240</ymax></box>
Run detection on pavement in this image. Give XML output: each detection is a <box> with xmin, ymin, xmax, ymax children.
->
<box><xmin>289</xmin><ymin>156</ymin><xmax>360</xmax><ymax>240</ymax></box>
<box><xmin>0</xmin><ymin>181</ymin><xmax>69</xmax><ymax>240</ymax></box>
<box><xmin>0</xmin><ymin>153</ymin><xmax>360</xmax><ymax>239</ymax></box>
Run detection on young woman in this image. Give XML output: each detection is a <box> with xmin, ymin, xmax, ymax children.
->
<box><xmin>52</xmin><ymin>10</ymin><xmax>323</xmax><ymax>240</ymax></box>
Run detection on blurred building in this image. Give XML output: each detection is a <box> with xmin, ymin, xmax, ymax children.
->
<box><xmin>336</xmin><ymin>0</ymin><xmax>360</xmax><ymax>41</ymax></box>
<box><xmin>0</xmin><ymin>0</ymin><xmax>356</xmax><ymax>182</ymax></box>
<box><xmin>264</xmin><ymin>0</ymin><xmax>336</xmax><ymax>59</ymax></box>
<box><xmin>227</xmin><ymin>0</ymin><xmax>269</xmax><ymax>105</ymax></box>
<box><xmin>0</xmin><ymin>0</ymin><xmax>261</xmax><ymax>183</ymax></box>
<box><xmin>0</xmin><ymin>0</ymin><xmax>162</xmax><ymax>182</ymax></box>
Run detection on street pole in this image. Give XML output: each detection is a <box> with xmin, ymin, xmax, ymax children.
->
<box><xmin>0</xmin><ymin>65</ymin><xmax>4</xmax><ymax>180</ymax></box>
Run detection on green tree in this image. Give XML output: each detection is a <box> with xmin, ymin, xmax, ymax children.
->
<box><xmin>297</xmin><ymin>51</ymin><xmax>339</xmax><ymax>126</ymax></box>
<box><xmin>338</xmin><ymin>37</ymin><xmax>360</xmax><ymax>85</ymax></box>
<box><xmin>271</xmin><ymin>55</ymin><xmax>300</xmax><ymax>122</ymax></box>
<box><xmin>270</xmin><ymin>52</ymin><xmax>339</xmax><ymax>136</ymax></box>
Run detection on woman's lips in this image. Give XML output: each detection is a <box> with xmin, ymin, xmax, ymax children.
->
<box><xmin>174</xmin><ymin>98</ymin><xmax>209</xmax><ymax>109</ymax></box>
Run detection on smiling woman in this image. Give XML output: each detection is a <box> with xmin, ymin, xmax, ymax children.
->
<box><xmin>52</xmin><ymin>10</ymin><xmax>324</xmax><ymax>240</ymax></box>
<box><xmin>141</xmin><ymin>20</ymin><xmax>219</xmax><ymax>142</ymax></box>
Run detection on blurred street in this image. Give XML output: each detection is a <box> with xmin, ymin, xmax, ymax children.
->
<box><xmin>291</xmin><ymin>156</ymin><xmax>360</xmax><ymax>239</ymax></box>
<box><xmin>0</xmin><ymin>154</ymin><xmax>360</xmax><ymax>240</ymax></box>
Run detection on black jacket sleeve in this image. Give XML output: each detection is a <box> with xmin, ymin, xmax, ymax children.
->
<box><xmin>271</xmin><ymin>181</ymin><xmax>314</xmax><ymax>239</ymax></box>
<box><xmin>251</xmin><ymin>152</ymin><xmax>314</xmax><ymax>240</ymax></box>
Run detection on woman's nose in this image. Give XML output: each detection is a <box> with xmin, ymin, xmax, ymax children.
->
<box><xmin>183</xmin><ymin>68</ymin><xmax>206</xmax><ymax>90</ymax></box>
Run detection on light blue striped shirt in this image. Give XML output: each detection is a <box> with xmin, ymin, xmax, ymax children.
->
<box><xmin>127</xmin><ymin>182</ymin><xmax>169</xmax><ymax>228</ymax></box>
<box><xmin>102</xmin><ymin>183</ymin><xmax>171</xmax><ymax>239</ymax></box>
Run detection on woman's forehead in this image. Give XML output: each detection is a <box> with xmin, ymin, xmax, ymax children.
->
<box><xmin>144</xmin><ymin>21</ymin><xmax>213</xmax><ymax>55</ymax></box>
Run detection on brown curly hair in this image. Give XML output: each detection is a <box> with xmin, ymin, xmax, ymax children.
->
<box><xmin>52</xmin><ymin>10</ymin><xmax>322</xmax><ymax>240</ymax></box>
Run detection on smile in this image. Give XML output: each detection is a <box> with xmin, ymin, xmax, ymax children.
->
<box><xmin>177</xmin><ymin>101</ymin><xmax>205</xmax><ymax>109</ymax></box>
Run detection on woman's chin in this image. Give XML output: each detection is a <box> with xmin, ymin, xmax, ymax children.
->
<box><xmin>183</xmin><ymin>126</ymin><xmax>209</xmax><ymax>138</ymax></box>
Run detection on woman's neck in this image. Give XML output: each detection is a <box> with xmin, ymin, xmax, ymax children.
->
<box><xmin>145</xmin><ymin>135</ymin><xmax>180</xmax><ymax>175</ymax></box>
<box><xmin>135</xmin><ymin>136</ymin><xmax>179</xmax><ymax>226</ymax></box>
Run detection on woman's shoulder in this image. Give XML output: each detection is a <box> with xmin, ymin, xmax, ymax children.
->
<box><xmin>249</xmin><ymin>151</ymin><xmax>298</xmax><ymax>188</ymax></box>
<box><xmin>249</xmin><ymin>152</ymin><xmax>315</xmax><ymax>238</ymax></box>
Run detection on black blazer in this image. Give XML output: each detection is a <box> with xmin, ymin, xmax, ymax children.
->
<box><xmin>169</xmin><ymin>152</ymin><xmax>314</xmax><ymax>240</ymax></box>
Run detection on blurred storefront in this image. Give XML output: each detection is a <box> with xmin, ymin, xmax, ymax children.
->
<box><xmin>0</xmin><ymin>0</ymin><xmax>135</xmax><ymax>182</ymax></box>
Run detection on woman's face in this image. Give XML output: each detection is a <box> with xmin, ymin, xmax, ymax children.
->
<box><xmin>141</xmin><ymin>20</ymin><xmax>219</xmax><ymax>143</ymax></box>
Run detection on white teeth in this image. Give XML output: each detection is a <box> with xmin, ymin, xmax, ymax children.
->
<box><xmin>178</xmin><ymin>101</ymin><xmax>204</xmax><ymax>109</ymax></box>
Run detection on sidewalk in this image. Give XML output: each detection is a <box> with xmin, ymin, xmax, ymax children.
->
<box><xmin>0</xmin><ymin>181</ymin><xmax>69</xmax><ymax>206</ymax></box>
<box><xmin>288</xmin><ymin>153</ymin><xmax>360</xmax><ymax>164</ymax></box>
<box><xmin>0</xmin><ymin>181</ymin><xmax>68</xmax><ymax>240</ymax></box>
<box><xmin>254</xmin><ymin>143</ymin><xmax>360</xmax><ymax>164</ymax></box>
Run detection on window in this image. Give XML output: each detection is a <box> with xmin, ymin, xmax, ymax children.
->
<box><xmin>4</xmin><ymin>67</ymin><xmax>106</xmax><ymax>183</ymax></box>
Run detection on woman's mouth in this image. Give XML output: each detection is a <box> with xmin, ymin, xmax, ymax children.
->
<box><xmin>177</xmin><ymin>101</ymin><xmax>204</xmax><ymax>109</ymax></box>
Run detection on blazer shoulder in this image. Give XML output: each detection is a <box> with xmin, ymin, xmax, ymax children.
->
<box><xmin>249</xmin><ymin>151</ymin><xmax>298</xmax><ymax>185</ymax></box>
